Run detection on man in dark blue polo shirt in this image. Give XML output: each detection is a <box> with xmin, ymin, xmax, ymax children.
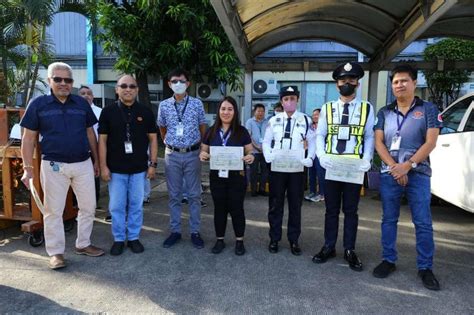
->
<box><xmin>373</xmin><ymin>64</ymin><xmax>442</xmax><ymax>291</ymax></box>
<box><xmin>20</xmin><ymin>62</ymin><xmax>104</xmax><ymax>270</ymax></box>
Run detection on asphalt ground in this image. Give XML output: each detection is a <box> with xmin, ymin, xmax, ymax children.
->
<box><xmin>1</xmin><ymin>169</ymin><xmax>473</xmax><ymax>314</ymax></box>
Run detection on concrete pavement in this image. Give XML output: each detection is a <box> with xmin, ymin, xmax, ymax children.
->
<box><xmin>1</xmin><ymin>175</ymin><xmax>473</xmax><ymax>314</ymax></box>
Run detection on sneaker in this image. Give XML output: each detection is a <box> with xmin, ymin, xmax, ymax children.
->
<box><xmin>104</xmin><ymin>215</ymin><xmax>112</xmax><ymax>222</ymax></box>
<box><xmin>200</xmin><ymin>200</ymin><xmax>207</xmax><ymax>207</ymax></box>
<box><xmin>191</xmin><ymin>232</ymin><xmax>204</xmax><ymax>249</ymax></box>
<box><xmin>309</xmin><ymin>195</ymin><xmax>321</xmax><ymax>202</ymax></box>
<box><xmin>235</xmin><ymin>240</ymin><xmax>246</xmax><ymax>256</ymax></box>
<box><xmin>181</xmin><ymin>198</ymin><xmax>188</xmax><ymax>204</ymax></box>
<box><xmin>75</xmin><ymin>245</ymin><xmax>105</xmax><ymax>257</ymax></box>
<box><xmin>48</xmin><ymin>254</ymin><xmax>66</xmax><ymax>270</ymax></box>
<box><xmin>211</xmin><ymin>239</ymin><xmax>225</xmax><ymax>254</ymax></box>
<box><xmin>110</xmin><ymin>241</ymin><xmax>125</xmax><ymax>256</ymax></box>
<box><xmin>163</xmin><ymin>232</ymin><xmax>182</xmax><ymax>248</ymax></box>
<box><xmin>318</xmin><ymin>195</ymin><xmax>325</xmax><ymax>202</ymax></box>
<box><xmin>418</xmin><ymin>269</ymin><xmax>440</xmax><ymax>291</ymax></box>
<box><xmin>127</xmin><ymin>239</ymin><xmax>144</xmax><ymax>253</ymax></box>
<box><xmin>373</xmin><ymin>260</ymin><xmax>396</xmax><ymax>278</ymax></box>
<box><xmin>304</xmin><ymin>192</ymin><xmax>316</xmax><ymax>201</ymax></box>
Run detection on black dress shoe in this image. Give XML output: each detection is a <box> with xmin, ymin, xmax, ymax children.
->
<box><xmin>312</xmin><ymin>246</ymin><xmax>336</xmax><ymax>263</ymax></box>
<box><xmin>268</xmin><ymin>240</ymin><xmax>278</xmax><ymax>253</ymax></box>
<box><xmin>235</xmin><ymin>240</ymin><xmax>246</xmax><ymax>256</ymax></box>
<box><xmin>128</xmin><ymin>240</ymin><xmax>144</xmax><ymax>253</ymax></box>
<box><xmin>211</xmin><ymin>239</ymin><xmax>225</xmax><ymax>254</ymax></box>
<box><xmin>344</xmin><ymin>250</ymin><xmax>363</xmax><ymax>271</ymax></box>
<box><xmin>418</xmin><ymin>269</ymin><xmax>440</xmax><ymax>291</ymax></box>
<box><xmin>110</xmin><ymin>241</ymin><xmax>125</xmax><ymax>256</ymax></box>
<box><xmin>289</xmin><ymin>241</ymin><xmax>302</xmax><ymax>256</ymax></box>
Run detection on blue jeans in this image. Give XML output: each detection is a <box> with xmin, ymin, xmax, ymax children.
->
<box><xmin>164</xmin><ymin>149</ymin><xmax>201</xmax><ymax>233</ymax></box>
<box><xmin>308</xmin><ymin>156</ymin><xmax>326</xmax><ymax>195</ymax></box>
<box><xmin>108</xmin><ymin>172</ymin><xmax>146</xmax><ymax>242</ymax></box>
<box><xmin>379</xmin><ymin>172</ymin><xmax>434</xmax><ymax>269</ymax></box>
<box><xmin>144</xmin><ymin>178</ymin><xmax>151</xmax><ymax>200</ymax></box>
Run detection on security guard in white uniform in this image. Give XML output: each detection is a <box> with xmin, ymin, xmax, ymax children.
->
<box><xmin>263</xmin><ymin>86</ymin><xmax>316</xmax><ymax>256</ymax></box>
<box><xmin>312</xmin><ymin>62</ymin><xmax>375</xmax><ymax>271</ymax></box>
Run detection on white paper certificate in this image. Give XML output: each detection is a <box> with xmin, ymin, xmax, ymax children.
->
<box><xmin>210</xmin><ymin>146</ymin><xmax>244</xmax><ymax>171</ymax></box>
<box><xmin>271</xmin><ymin>148</ymin><xmax>304</xmax><ymax>173</ymax></box>
<box><xmin>325</xmin><ymin>156</ymin><xmax>365</xmax><ymax>184</ymax></box>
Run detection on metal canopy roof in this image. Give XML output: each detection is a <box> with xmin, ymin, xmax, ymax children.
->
<box><xmin>211</xmin><ymin>0</ymin><xmax>474</xmax><ymax>70</ymax></box>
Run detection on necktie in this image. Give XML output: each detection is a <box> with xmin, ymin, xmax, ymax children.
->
<box><xmin>336</xmin><ymin>103</ymin><xmax>350</xmax><ymax>154</ymax></box>
<box><xmin>284</xmin><ymin>117</ymin><xmax>291</xmax><ymax>138</ymax></box>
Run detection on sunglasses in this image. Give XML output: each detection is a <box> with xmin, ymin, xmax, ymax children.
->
<box><xmin>170</xmin><ymin>79</ymin><xmax>187</xmax><ymax>84</ymax></box>
<box><xmin>52</xmin><ymin>76</ymin><xmax>73</xmax><ymax>84</ymax></box>
<box><xmin>118</xmin><ymin>83</ymin><xmax>138</xmax><ymax>89</ymax></box>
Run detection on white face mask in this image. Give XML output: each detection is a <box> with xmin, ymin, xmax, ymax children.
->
<box><xmin>171</xmin><ymin>82</ymin><xmax>187</xmax><ymax>95</ymax></box>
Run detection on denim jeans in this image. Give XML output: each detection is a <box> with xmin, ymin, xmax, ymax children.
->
<box><xmin>309</xmin><ymin>156</ymin><xmax>326</xmax><ymax>195</ymax></box>
<box><xmin>144</xmin><ymin>178</ymin><xmax>151</xmax><ymax>201</ymax></box>
<box><xmin>379</xmin><ymin>172</ymin><xmax>434</xmax><ymax>269</ymax></box>
<box><xmin>108</xmin><ymin>172</ymin><xmax>146</xmax><ymax>242</ymax></box>
<box><xmin>164</xmin><ymin>149</ymin><xmax>201</xmax><ymax>233</ymax></box>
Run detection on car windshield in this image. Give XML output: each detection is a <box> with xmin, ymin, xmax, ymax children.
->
<box><xmin>441</xmin><ymin>96</ymin><xmax>473</xmax><ymax>134</ymax></box>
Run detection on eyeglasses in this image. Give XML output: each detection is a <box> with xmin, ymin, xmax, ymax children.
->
<box><xmin>52</xmin><ymin>76</ymin><xmax>73</xmax><ymax>84</ymax></box>
<box><xmin>118</xmin><ymin>83</ymin><xmax>138</xmax><ymax>89</ymax></box>
<box><xmin>170</xmin><ymin>79</ymin><xmax>187</xmax><ymax>84</ymax></box>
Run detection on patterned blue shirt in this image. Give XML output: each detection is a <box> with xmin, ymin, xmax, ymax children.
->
<box><xmin>157</xmin><ymin>95</ymin><xmax>207</xmax><ymax>148</ymax></box>
<box><xmin>374</xmin><ymin>97</ymin><xmax>442</xmax><ymax>176</ymax></box>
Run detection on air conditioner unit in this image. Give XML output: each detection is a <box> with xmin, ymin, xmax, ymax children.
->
<box><xmin>253</xmin><ymin>78</ymin><xmax>279</xmax><ymax>96</ymax></box>
<box><xmin>197</xmin><ymin>83</ymin><xmax>223</xmax><ymax>101</ymax></box>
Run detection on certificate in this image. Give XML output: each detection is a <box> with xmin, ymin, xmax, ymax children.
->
<box><xmin>210</xmin><ymin>146</ymin><xmax>244</xmax><ymax>170</ymax></box>
<box><xmin>325</xmin><ymin>156</ymin><xmax>365</xmax><ymax>184</ymax></box>
<box><xmin>271</xmin><ymin>148</ymin><xmax>304</xmax><ymax>173</ymax></box>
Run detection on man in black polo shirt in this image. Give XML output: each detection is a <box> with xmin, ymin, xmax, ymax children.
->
<box><xmin>20</xmin><ymin>62</ymin><xmax>104</xmax><ymax>270</ymax></box>
<box><xmin>98</xmin><ymin>75</ymin><xmax>158</xmax><ymax>256</ymax></box>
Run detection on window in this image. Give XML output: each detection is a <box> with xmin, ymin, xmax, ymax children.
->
<box><xmin>463</xmin><ymin>109</ymin><xmax>474</xmax><ymax>132</ymax></box>
<box><xmin>304</xmin><ymin>82</ymin><xmax>338</xmax><ymax>115</ymax></box>
<box><xmin>440</xmin><ymin>96</ymin><xmax>473</xmax><ymax>134</ymax></box>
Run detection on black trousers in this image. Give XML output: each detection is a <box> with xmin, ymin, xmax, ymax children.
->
<box><xmin>95</xmin><ymin>176</ymin><xmax>100</xmax><ymax>204</ymax></box>
<box><xmin>268</xmin><ymin>171</ymin><xmax>304</xmax><ymax>242</ymax></box>
<box><xmin>209</xmin><ymin>171</ymin><xmax>246</xmax><ymax>238</ymax></box>
<box><xmin>324</xmin><ymin>180</ymin><xmax>362</xmax><ymax>250</ymax></box>
<box><xmin>249</xmin><ymin>153</ymin><xmax>268</xmax><ymax>193</ymax></box>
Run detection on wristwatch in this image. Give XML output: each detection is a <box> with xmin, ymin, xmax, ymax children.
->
<box><xmin>408</xmin><ymin>159</ymin><xmax>417</xmax><ymax>169</ymax></box>
<box><xmin>148</xmin><ymin>161</ymin><xmax>158</xmax><ymax>168</ymax></box>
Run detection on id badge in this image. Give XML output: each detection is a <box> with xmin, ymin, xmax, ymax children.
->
<box><xmin>50</xmin><ymin>161</ymin><xmax>60</xmax><ymax>172</ymax></box>
<box><xmin>176</xmin><ymin>123</ymin><xmax>184</xmax><ymax>137</ymax></box>
<box><xmin>218</xmin><ymin>170</ymin><xmax>229</xmax><ymax>178</ymax></box>
<box><xmin>390</xmin><ymin>135</ymin><xmax>401</xmax><ymax>151</ymax></box>
<box><xmin>124</xmin><ymin>141</ymin><xmax>133</xmax><ymax>154</ymax></box>
<box><xmin>281</xmin><ymin>138</ymin><xmax>291</xmax><ymax>150</ymax></box>
<box><xmin>337</xmin><ymin>126</ymin><xmax>350</xmax><ymax>140</ymax></box>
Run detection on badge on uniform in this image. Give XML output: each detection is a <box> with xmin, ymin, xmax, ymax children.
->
<box><xmin>218</xmin><ymin>169</ymin><xmax>229</xmax><ymax>178</ymax></box>
<box><xmin>281</xmin><ymin>138</ymin><xmax>292</xmax><ymax>150</ymax></box>
<box><xmin>337</xmin><ymin>126</ymin><xmax>350</xmax><ymax>140</ymax></box>
<box><xmin>124</xmin><ymin>141</ymin><xmax>133</xmax><ymax>154</ymax></box>
<box><xmin>390</xmin><ymin>135</ymin><xmax>401</xmax><ymax>151</ymax></box>
<box><xmin>176</xmin><ymin>122</ymin><xmax>184</xmax><ymax>137</ymax></box>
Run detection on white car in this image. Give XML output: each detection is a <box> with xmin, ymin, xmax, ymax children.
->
<box><xmin>430</xmin><ymin>92</ymin><xmax>474</xmax><ymax>213</ymax></box>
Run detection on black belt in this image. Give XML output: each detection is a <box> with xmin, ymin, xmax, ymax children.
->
<box><xmin>166</xmin><ymin>143</ymin><xmax>200</xmax><ymax>153</ymax></box>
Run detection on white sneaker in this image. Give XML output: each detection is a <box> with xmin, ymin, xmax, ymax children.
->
<box><xmin>305</xmin><ymin>192</ymin><xmax>316</xmax><ymax>201</ymax></box>
<box><xmin>309</xmin><ymin>195</ymin><xmax>321</xmax><ymax>202</ymax></box>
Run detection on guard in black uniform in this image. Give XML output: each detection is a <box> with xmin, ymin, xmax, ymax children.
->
<box><xmin>312</xmin><ymin>62</ymin><xmax>375</xmax><ymax>271</ymax></box>
<box><xmin>263</xmin><ymin>86</ymin><xmax>315</xmax><ymax>255</ymax></box>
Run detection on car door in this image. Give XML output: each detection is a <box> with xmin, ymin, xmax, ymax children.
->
<box><xmin>430</xmin><ymin>95</ymin><xmax>474</xmax><ymax>213</ymax></box>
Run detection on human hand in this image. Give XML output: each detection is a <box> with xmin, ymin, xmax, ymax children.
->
<box><xmin>21</xmin><ymin>169</ymin><xmax>34</xmax><ymax>190</ymax></box>
<box><xmin>199</xmin><ymin>151</ymin><xmax>210</xmax><ymax>161</ymax></box>
<box><xmin>301</xmin><ymin>157</ymin><xmax>313</xmax><ymax>167</ymax></box>
<box><xmin>243</xmin><ymin>154</ymin><xmax>255</xmax><ymax>164</ymax></box>
<box><xmin>264</xmin><ymin>152</ymin><xmax>275</xmax><ymax>163</ymax></box>
<box><xmin>147</xmin><ymin>166</ymin><xmax>156</xmax><ymax>180</ymax></box>
<box><xmin>101</xmin><ymin>166</ymin><xmax>111</xmax><ymax>182</ymax></box>
<box><xmin>93</xmin><ymin>160</ymin><xmax>100</xmax><ymax>177</ymax></box>
<box><xmin>389</xmin><ymin>162</ymin><xmax>410</xmax><ymax>180</ymax></box>
<box><xmin>359</xmin><ymin>159</ymin><xmax>371</xmax><ymax>172</ymax></box>
<box><xmin>319</xmin><ymin>154</ymin><xmax>333</xmax><ymax>170</ymax></box>
<box><xmin>396</xmin><ymin>174</ymin><xmax>408</xmax><ymax>186</ymax></box>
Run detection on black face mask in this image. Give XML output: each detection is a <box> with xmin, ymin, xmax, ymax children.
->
<box><xmin>338</xmin><ymin>83</ymin><xmax>357</xmax><ymax>96</ymax></box>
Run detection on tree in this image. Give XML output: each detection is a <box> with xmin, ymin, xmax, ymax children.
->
<box><xmin>87</xmin><ymin>0</ymin><xmax>242</xmax><ymax>107</ymax></box>
<box><xmin>423</xmin><ymin>38</ymin><xmax>474</xmax><ymax>109</ymax></box>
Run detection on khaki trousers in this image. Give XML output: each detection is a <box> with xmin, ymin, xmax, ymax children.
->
<box><xmin>40</xmin><ymin>158</ymin><xmax>96</xmax><ymax>256</ymax></box>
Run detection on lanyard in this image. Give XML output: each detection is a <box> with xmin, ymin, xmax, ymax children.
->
<box><xmin>117</xmin><ymin>101</ymin><xmax>133</xmax><ymax>141</ymax></box>
<box><xmin>395</xmin><ymin>99</ymin><xmax>416</xmax><ymax>135</ymax></box>
<box><xmin>219</xmin><ymin>128</ymin><xmax>231</xmax><ymax>146</ymax></box>
<box><xmin>174</xmin><ymin>96</ymin><xmax>189</xmax><ymax>123</ymax></box>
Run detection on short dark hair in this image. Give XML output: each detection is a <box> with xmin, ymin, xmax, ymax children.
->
<box><xmin>312</xmin><ymin>108</ymin><xmax>321</xmax><ymax>113</ymax></box>
<box><xmin>390</xmin><ymin>64</ymin><xmax>417</xmax><ymax>82</ymax></box>
<box><xmin>168</xmin><ymin>68</ymin><xmax>190</xmax><ymax>81</ymax></box>
<box><xmin>253</xmin><ymin>103</ymin><xmax>265</xmax><ymax>111</ymax></box>
<box><xmin>274</xmin><ymin>102</ymin><xmax>283</xmax><ymax>110</ymax></box>
<box><xmin>78</xmin><ymin>85</ymin><xmax>91</xmax><ymax>92</ymax></box>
